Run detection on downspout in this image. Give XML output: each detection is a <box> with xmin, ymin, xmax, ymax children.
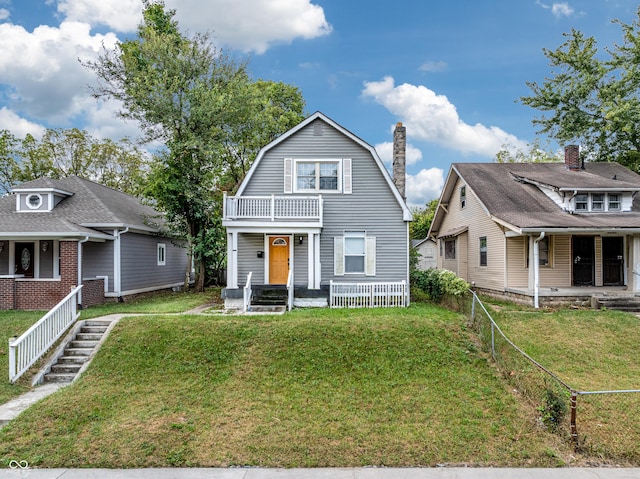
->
<box><xmin>114</xmin><ymin>227</ymin><xmax>129</xmax><ymax>301</ymax></box>
<box><xmin>533</xmin><ymin>232</ymin><xmax>545</xmax><ymax>309</ymax></box>
<box><xmin>78</xmin><ymin>236</ymin><xmax>90</xmax><ymax>307</ymax></box>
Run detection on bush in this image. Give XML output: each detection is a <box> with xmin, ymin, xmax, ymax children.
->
<box><xmin>411</xmin><ymin>268</ymin><xmax>469</xmax><ymax>304</ymax></box>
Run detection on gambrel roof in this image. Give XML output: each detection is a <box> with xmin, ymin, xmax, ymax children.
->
<box><xmin>431</xmin><ymin>162</ymin><xmax>640</xmax><ymax>235</ymax></box>
<box><xmin>236</xmin><ymin>111</ymin><xmax>412</xmax><ymax>221</ymax></box>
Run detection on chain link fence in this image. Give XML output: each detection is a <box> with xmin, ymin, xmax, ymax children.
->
<box><xmin>465</xmin><ymin>290</ymin><xmax>640</xmax><ymax>463</ymax></box>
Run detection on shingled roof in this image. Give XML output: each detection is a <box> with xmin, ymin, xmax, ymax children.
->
<box><xmin>434</xmin><ymin>162</ymin><xmax>640</xmax><ymax>234</ymax></box>
<box><xmin>0</xmin><ymin>176</ymin><xmax>163</xmax><ymax>239</ymax></box>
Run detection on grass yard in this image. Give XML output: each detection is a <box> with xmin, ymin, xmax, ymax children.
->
<box><xmin>0</xmin><ymin>304</ymin><xmax>571</xmax><ymax>468</ymax></box>
<box><xmin>485</xmin><ymin>302</ymin><xmax>640</xmax><ymax>391</ymax></box>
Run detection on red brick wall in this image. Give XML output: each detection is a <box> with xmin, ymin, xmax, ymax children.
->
<box><xmin>0</xmin><ymin>278</ymin><xmax>15</xmax><ymax>310</ymax></box>
<box><xmin>0</xmin><ymin>241</ymin><xmax>106</xmax><ymax>310</ymax></box>
<box><xmin>82</xmin><ymin>278</ymin><xmax>105</xmax><ymax>308</ymax></box>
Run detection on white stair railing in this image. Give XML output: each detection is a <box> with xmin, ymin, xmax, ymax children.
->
<box><xmin>243</xmin><ymin>272</ymin><xmax>253</xmax><ymax>313</ymax></box>
<box><xmin>286</xmin><ymin>270</ymin><xmax>294</xmax><ymax>311</ymax></box>
<box><xmin>8</xmin><ymin>285</ymin><xmax>83</xmax><ymax>383</ymax></box>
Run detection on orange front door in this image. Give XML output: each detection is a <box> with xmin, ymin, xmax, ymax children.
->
<box><xmin>269</xmin><ymin>236</ymin><xmax>289</xmax><ymax>284</ymax></box>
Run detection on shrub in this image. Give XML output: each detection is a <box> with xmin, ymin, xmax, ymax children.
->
<box><xmin>411</xmin><ymin>268</ymin><xmax>469</xmax><ymax>304</ymax></box>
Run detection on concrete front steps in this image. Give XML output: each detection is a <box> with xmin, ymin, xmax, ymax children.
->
<box><xmin>250</xmin><ymin>285</ymin><xmax>288</xmax><ymax>313</ymax></box>
<box><xmin>592</xmin><ymin>294</ymin><xmax>640</xmax><ymax>313</ymax></box>
<box><xmin>42</xmin><ymin>320</ymin><xmax>112</xmax><ymax>384</ymax></box>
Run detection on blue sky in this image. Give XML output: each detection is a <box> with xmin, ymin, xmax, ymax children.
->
<box><xmin>0</xmin><ymin>1</ymin><xmax>637</xmax><ymax>207</ymax></box>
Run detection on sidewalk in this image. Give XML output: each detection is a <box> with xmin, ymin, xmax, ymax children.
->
<box><xmin>5</xmin><ymin>467</ymin><xmax>640</xmax><ymax>479</ymax></box>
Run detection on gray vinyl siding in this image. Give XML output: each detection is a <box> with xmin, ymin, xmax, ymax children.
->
<box><xmin>242</xmin><ymin>118</ymin><xmax>408</xmax><ymax>284</ymax></box>
<box><xmin>293</xmin><ymin>238</ymin><xmax>308</xmax><ymax>286</ymax></box>
<box><xmin>120</xmin><ymin>233</ymin><xmax>188</xmax><ymax>292</ymax></box>
<box><xmin>83</xmin><ymin>241</ymin><xmax>115</xmax><ymax>292</ymax></box>
<box><xmin>238</xmin><ymin>234</ymin><xmax>265</xmax><ymax>285</ymax></box>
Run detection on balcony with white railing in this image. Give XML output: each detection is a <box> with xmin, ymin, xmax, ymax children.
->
<box><xmin>222</xmin><ymin>193</ymin><xmax>323</xmax><ymax>227</ymax></box>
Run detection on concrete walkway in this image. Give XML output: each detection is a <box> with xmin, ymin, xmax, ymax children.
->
<box><xmin>4</xmin><ymin>467</ymin><xmax>640</xmax><ymax>478</ymax></box>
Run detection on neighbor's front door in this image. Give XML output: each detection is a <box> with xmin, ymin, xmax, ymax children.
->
<box><xmin>602</xmin><ymin>236</ymin><xmax>624</xmax><ymax>286</ymax></box>
<box><xmin>572</xmin><ymin>236</ymin><xmax>594</xmax><ymax>286</ymax></box>
<box><xmin>269</xmin><ymin>236</ymin><xmax>289</xmax><ymax>284</ymax></box>
<box><xmin>15</xmin><ymin>242</ymin><xmax>34</xmax><ymax>278</ymax></box>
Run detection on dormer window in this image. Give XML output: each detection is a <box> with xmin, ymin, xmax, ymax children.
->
<box><xmin>26</xmin><ymin>194</ymin><xmax>43</xmax><ymax>210</ymax></box>
<box><xmin>573</xmin><ymin>192</ymin><xmax>623</xmax><ymax>212</ymax></box>
<box><xmin>608</xmin><ymin>194</ymin><xmax>621</xmax><ymax>211</ymax></box>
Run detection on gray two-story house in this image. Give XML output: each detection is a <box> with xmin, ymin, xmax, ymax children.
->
<box><xmin>222</xmin><ymin>112</ymin><xmax>412</xmax><ymax>309</ymax></box>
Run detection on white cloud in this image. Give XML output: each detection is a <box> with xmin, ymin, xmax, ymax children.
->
<box><xmin>362</xmin><ymin>76</ymin><xmax>528</xmax><ymax>158</ymax></box>
<box><xmin>375</xmin><ymin>141</ymin><xmax>423</xmax><ymax>166</ymax></box>
<box><xmin>0</xmin><ymin>107</ymin><xmax>46</xmax><ymax>139</ymax></box>
<box><xmin>0</xmin><ymin>21</ymin><xmax>119</xmax><ymax>123</ymax></box>
<box><xmin>536</xmin><ymin>1</ymin><xmax>575</xmax><ymax>18</ymax></box>
<box><xmin>58</xmin><ymin>0</ymin><xmax>331</xmax><ymax>53</ymax></box>
<box><xmin>406</xmin><ymin>168</ymin><xmax>445</xmax><ymax>208</ymax></box>
<box><xmin>57</xmin><ymin>0</ymin><xmax>141</xmax><ymax>32</ymax></box>
<box><xmin>418</xmin><ymin>61</ymin><xmax>447</xmax><ymax>73</ymax></box>
<box><xmin>0</xmin><ymin>8</ymin><xmax>9</xmax><ymax>21</ymax></box>
<box><xmin>167</xmin><ymin>0</ymin><xmax>332</xmax><ymax>54</ymax></box>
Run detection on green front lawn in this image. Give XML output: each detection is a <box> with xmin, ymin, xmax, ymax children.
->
<box><xmin>0</xmin><ymin>304</ymin><xmax>570</xmax><ymax>468</ymax></box>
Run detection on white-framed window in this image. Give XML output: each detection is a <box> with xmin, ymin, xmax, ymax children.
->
<box><xmin>295</xmin><ymin>160</ymin><xmax>340</xmax><ymax>192</ymax></box>
<box><xmin>575</xmin><ymin>194</ymin><xmax>588</xmax><ymax>211</ymax></box>
<box><xmin>284</xmin><ymin>158</ymin><xmax>352</xmax><ymax>194</ymax></box>
<box><xmin>573</xmin><ymin>192</ymin><xmax>623</xmax><ymax>212</ymax></box>
<box><xmin>525</xmin><ymin>235</ymin><xmax>552</xmax><ymax>267</ymax></box>
<box><xmin>608</xmin><ymin>193</ymin><xmax>621</xmax><ymax>211</ymax></box>
<box><xmin>334</xmin><ymin>231</ymin><xmax>376</xmax><ymax>276</ymax></box>
<box><xmin>26</xmin><ymin>193</ymin><xmax>43</xmax><ymax>210</ymax></box>
<box><xmin>157</xmin><ymin>243</ymin><xmax>166</xmax><ymax>266</ymax></box>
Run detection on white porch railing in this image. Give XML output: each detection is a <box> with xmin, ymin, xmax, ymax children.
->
<box><xmin>286</xmin><ymin>270</ymin><xmax>294</xmax><ymax>311</ymax></box>
<box><xmin>330</xmin><ymin>281</ymin><xmax>407</xmax><ymax>308</ymax></box>
<box><xmin>9</xmin><ymin>285</ymin><xmax>83</xmax><ymax>383</ymax></box>
<box><xmin>243</xmin><ymin>272</ymin><xmax>253</xmax><ymax>313</ymax></box>
<box><xmin>224</xmin><ymin>194</ymin><xmax>322</xmax><ymax>222</ymax></box>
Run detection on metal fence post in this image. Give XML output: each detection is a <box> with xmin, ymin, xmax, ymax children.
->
<box><xmin>471</xmin><ymin>293</ymin><xmax>476</xmax><ymax>321</ymax></box>
<box><xmin>570</xmin><ymin>391</ymin><xmax>578</xmax><ymax>444</ymax></box>
<box><xmin>491</xmin><ymin>321</ymin><xmax>496</xmax><ymax>359</ymax></box>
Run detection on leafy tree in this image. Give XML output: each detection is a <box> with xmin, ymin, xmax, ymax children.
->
<box><xmin>520</xmin><ymin>7</ymin><xmax>640</xmax><ymax>170</ymax></box>
<box><xmin>0</xmin><ymin>130</ymin><xmax>21</xmax><ymax>192</ymax></box>
<box><xmin>85</xmin><ymin>1</ymin><xmax>305</xmax><ymax>290</ymax></box>
<box><xmin>494</xmin><ymin>138</ymin><xmax>561</xmax><ymax>163</ymax></box>
<box><xmin>410</xmin><ymin>199</ymin><xmax>438</xmax><ymax>240</ymax></box>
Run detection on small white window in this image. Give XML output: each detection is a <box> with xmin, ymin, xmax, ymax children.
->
<box><xmin>592</xmin><ymin>194</ymin><xmax>604</xmax><ymax>211</ymax></box>
<box><xmin>157</xmin><ymin>243</ymin><xmax>166</xmax><ymax>266</ymax></box>
<box><xmin>575</xmin><ymin>194</ymin><xmax>588</xmax><ymax>211</ymax></box>
<box><xmin>460</xmin><ymin>186</ymin><xmax>466</xmax><ymax>209</ymax></box>
<box><xmin>344</xmin><ymin>231</ymin><xmax>366</xmax><ymax>274</ymax></box>
<box><xmin>608</xmin><ymin>194</ymin><xmax>621</xmax><ymax>211</ymax></box>
<box><xmin>26</xmin><ymin>194</ymin><xmax>43</xmax><ymax>210</ymax></box>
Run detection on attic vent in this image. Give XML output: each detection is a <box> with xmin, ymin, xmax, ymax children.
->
<box><xmin>313</xmin><ymin>122</ymin><xmax>323</xmax><ymax>136</ymax></box>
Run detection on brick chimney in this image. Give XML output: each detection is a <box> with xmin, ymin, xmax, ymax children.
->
<box><xmin>564</xmin><ymin>145</ymin><xmax>580</xmax><ymax>171</ymax></box>
<box><xmin>392</xmin><ymin>122</ymin><xmax>406</xmax><ymax>200</ymax></box>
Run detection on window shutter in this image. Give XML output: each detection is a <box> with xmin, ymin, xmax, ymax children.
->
<box><xmin>365</xmin><ymin>236</ymin><xmax>376</xmax><ymax>276</ymax></box>
<box><xmin>343</xmin><ymin>158</ymin><xmax>352</xmax><ymax>194</ymax></box>
<box><xmin>334</xmin><ymin>236</ymin><xmax>344</xmax><ymax>276</ymax></box>
<box><xmin>284</xmin><ymin>158</ymin><xmax>293</xmax><ymax>194</ymax></box>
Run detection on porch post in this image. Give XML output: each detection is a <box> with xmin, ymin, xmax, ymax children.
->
<box><xmin>314</xmin><ymin>233</ymin><xmax>321</xmax><ymax>289</ymax></box>
<box><xmin>633</xmin><ymin>236</ymin><xmax>640</xmax><ymax>293</ymax></box>
<box><xmin>227</xmin><ymin>231</ymin><xmax>238</xmax><ymax>289</ymax></box>
<box><xmin>308</xmin><ymin>232</ymin><xmax>315</xmax><ymax>289</ymax></box>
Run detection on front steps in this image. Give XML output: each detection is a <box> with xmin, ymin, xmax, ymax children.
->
<box><xmin>249</xmin><ymin>285</ymin><xmax>288</xmax><ymax>313</ymax></box>
<box><xmin>592</xmin><ymin>295</ymin><xmax>640</xmax><ymax>313</ymax></box>
<box><xmin>43</xmin><ymin>320</ymin><xmax>111</xmax><ymax>384</ymax></box>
